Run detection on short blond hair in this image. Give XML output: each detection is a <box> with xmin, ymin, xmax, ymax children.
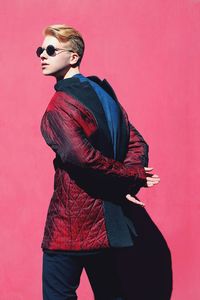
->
<box><xmin>43</xmin><ymin>24</ymin><xmax>85</xmax><ymax>66</ymax></box>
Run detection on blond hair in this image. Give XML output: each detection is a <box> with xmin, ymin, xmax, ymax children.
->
<box><xmin>43</xmin><ymin>24</ymin><xmax>85</xmax><ymax>66</ymax></box>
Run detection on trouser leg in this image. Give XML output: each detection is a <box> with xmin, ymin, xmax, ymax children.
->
<box><xmin>42</xmin><ymin>251</ymin><xmax>83</xmax><ymax>300</ymax></box>
<box><xmin>83</xmin><ymin>249</ymin><xmax>124</xmax><ymax>300</ymax></box>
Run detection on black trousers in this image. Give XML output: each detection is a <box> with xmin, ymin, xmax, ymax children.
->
<box><xmin>42</xmin><ymin>248</ymin><xmax>124</xmax><ymax>300</ymax></box>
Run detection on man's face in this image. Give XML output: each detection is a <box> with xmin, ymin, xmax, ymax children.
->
<box><xmin>39</xmin><ymin>35</ymin><xmax>74</xmax><ymax>79</ymax></box>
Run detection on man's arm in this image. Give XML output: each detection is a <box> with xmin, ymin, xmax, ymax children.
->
<box><xmin>120</xmin><ymin>104</ymin><xmax>149</xmax><ymax>195</ymax></box>
<box><xmin>120</xmin><ymin>104</ymin><xmax>160</xmax><ymax>205</ymax></box>
<box><xmin>41</xmin><ymin>104</ymin><xmax>147</xmax><ymax>190</ymax></box>
<box><xmin>124</xmin><ymin>123</ymin><xmax>149</xmax><ymax>167</ymax></box>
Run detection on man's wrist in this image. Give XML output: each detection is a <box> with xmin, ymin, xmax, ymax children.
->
<box><xmin>127</xmin><ymin>164</ymin><xmax>147</xmax><ymax>188</ymax></box>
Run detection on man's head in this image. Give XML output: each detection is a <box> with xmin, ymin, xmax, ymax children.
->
<box><xmin>37</xmin><ymin>24</ymin><xmax>85</xmax><ymax>79</ymax></box>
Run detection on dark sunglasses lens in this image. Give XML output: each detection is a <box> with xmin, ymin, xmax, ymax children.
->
<box><xmin>36</xmin><ymin>45</ymin><xmax>56</xmax><ymax>57</ymax></box>
<box><xmin>46</xmin><ymin>45</ymin><xmax>56</xmax><ymax>56</ymax></box>
<box><xmin>36</xmin><ymin>47</ymin><xmax>43</xmax><ymax>57</ymax></box>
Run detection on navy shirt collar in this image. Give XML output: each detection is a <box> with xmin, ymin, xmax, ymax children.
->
<box><xmin>54</xmin><ymin>73</ymin><xmax>85</xmax><ymax>91</ymax></box>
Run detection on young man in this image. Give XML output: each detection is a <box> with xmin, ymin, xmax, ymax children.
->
<box><xmin>37</xmin><ymin>24</ymin><xmax>160</xmax><ymax>300</ymax></box>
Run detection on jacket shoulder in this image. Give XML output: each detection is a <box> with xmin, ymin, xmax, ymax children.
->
<box><xmin>46</xmin><ymin>91</ymin><xmax>98</xmax><ymax>138</ymax></box>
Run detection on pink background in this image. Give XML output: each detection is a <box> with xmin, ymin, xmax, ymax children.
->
<box><xmin>0</xmin><ymin>0</ymin><xmax>200</xmax><ymax>299</ymax></box>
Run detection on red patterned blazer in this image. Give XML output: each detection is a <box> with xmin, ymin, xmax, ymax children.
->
<box><xmin>40</xmin><ymin>75</ymin><xmax>149</xmax><ymax>251</ymax></box>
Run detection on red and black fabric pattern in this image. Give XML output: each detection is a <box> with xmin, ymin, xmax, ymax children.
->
<box><xmin>40</xmin><ymin>76</ymin><xmax>148</xmax><ymax>251</ymax></box>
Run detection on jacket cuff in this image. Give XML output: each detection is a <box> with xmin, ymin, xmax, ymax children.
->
<box><xmin>128</xmin><ymin>164</ymin><xmax>147</xmax><ymax>187</ymax></box>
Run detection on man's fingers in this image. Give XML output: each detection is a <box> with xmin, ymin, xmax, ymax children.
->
<box><xmin>146</xmin><ymin>182</ymin><xmax>154</xmax><ymax>187</ymax></box>
<box><xmin>145</xmin><ymin>175</ymin><xmax>161</xmax><ymax>188</ymax></box>
<box><xmin>144</xmin><ymin>167</ymin><xmax>153</xmax><ymax>171</ymax></box>
<box><xmin>143</xmin><ymin>167</ymin><xmax>160</xmax><ymax>188</ymax></box>
<box><xmin>126</xmin><ymin>194</ymin><xmax>145</xmax><ymax>207</ymax></box>
<box><xmin>146</xmin><ymin>180</ymin><xmax>160</xmax><ymax>187</ymax></box>
<box><xmin>146</xmin><ymin>176</ymin><xmax>160</xmax><ymax>182</ymax></box>
<box><xmin>146</xmin><ymin>181</ymin><xmax>159</xmax><ymax>186</ymax></box>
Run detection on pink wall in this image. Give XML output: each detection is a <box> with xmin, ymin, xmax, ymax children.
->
<box><xmin>1</xmin><ymin>0</ymin><xmax>199</xmax><ymax>299</ymax></box>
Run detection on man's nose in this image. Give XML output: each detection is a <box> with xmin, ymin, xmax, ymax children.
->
<box><xmin>40</xmin><ymin>49</ymin><xmax>48</xmax><ymax>58</ymax></box>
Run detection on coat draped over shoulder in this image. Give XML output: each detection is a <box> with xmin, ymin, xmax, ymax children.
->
<box><xmin>40</xmin><ymin>75</ymin><xmax>148</xmax><ymax>251</ymax></box>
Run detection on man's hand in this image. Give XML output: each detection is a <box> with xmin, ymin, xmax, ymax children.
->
<box><xmin>144</xmin><ymin>167</ymin><xmax>160</xmax><ymax>187</ymax></box>
<box><xmin>126</xmin><ymin>167</ymin><xmax>160</xmax><ymax>206</ymax></box>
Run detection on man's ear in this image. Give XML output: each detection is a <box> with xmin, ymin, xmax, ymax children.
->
<box><xmin>70</xmin><ymin>52</ymin><xmax>80</xmax><ymax>66</ymax></box>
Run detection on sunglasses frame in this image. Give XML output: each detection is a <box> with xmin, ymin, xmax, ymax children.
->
<box><xmin>36</xmin><ymin>44</ymin><xmax>74</xmax><ymax>57</ymax></box>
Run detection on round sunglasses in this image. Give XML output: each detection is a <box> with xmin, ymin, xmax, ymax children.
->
<box><xmin>36</xmin><ymin>44</ymin><xmax>74</xmax><ymax>57</ymax></box>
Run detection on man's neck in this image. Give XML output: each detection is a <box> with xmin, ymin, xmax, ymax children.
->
<box><xmin>63</xmin><ymin>67</ymin><xmax>80</xmax><ymax>79</ymax></box>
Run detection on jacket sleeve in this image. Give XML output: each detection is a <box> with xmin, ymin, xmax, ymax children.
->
<box><xmin>120</xmin><ymin>104</ymin><xmax>149</xmax><ymax>195</ymax></box>
<box><xmin>41</xmin><ymin>106</ymin><xmax>147</xmax><ymax>189</ymax></box>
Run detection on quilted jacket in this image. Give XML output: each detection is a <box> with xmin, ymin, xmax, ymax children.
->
<box><xmin>40</xmin><ymin>75</ymin><xmax>149</xmax><ymax>251</ymax></box>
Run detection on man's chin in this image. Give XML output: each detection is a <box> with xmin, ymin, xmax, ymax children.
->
<box><xmin>42</xmin><ymin>70</ymin><xmax>55</xmax><ymax>77</ymax></box>
<box><xmin>42</xmin><ymin>69</ymin><xmax>62</xmax><ymax>78</ymax></box>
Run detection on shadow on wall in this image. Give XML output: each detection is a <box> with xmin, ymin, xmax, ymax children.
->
<box><xmin>113</xmin><ymin>203</ymin><xmax>173</xmax><ymax>300</ymax></box>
